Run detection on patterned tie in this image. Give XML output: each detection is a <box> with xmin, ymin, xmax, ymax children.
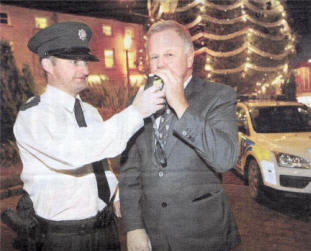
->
<box><xmin>157</xmin><ymin>107</ymin><xmax>173</xmax><ymax>151</ymax></box>
<box><xmin>74</xmin><ymin>98</ymin><xmax>87</xmax><ymax>127</ymax></box>
<box><xmin>152</xmin><ymin>106</ymin><xmax>173</xmax><ymax>167</ymax></box>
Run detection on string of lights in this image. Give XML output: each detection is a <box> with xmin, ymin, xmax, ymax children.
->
<box><xmin>147</xmin><ymin>0</ymin><xmax>296</xmax><ymax>94</ymax></box>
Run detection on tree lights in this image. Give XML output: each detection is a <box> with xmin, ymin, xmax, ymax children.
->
<box><xmin>147</xmin><ymin>0</ymin><xmax>296</xmax><ymax>94</ymax></box>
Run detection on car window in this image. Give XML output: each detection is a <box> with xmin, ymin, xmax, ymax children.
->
<box><xmin>250</xmin><ymin>105</ymin><xmax>311</xmax><ymax>133</ymax></box>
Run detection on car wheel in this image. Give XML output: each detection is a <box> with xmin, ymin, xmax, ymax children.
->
<box><xmin>248</xmin><ymin>159</ymin><xmax>264</xmax><ymax>201</ymax></box>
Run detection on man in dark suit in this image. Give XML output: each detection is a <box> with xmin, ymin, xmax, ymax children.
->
<box><xmin>119</xmin><ymin>20</ymin><xmax>241</xmax><ymax>251</ymax></box>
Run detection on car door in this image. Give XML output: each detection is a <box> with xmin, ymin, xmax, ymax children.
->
<box><xmin>235</xmin><ymin>105</ymin><xmax>252</xmax><ymax>175</ymax></box>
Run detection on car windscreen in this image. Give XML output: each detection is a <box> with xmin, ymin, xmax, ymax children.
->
<box><xmin>249</xmin><ymin>105</ymin><xmax>311</xmax><ymax>133</ymax></box>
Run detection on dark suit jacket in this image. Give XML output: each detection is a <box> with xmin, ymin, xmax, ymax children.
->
<box><xmin>120</xmin><ymin>77</ymin><xmax>241</xmax><ymax>250</ymax></box>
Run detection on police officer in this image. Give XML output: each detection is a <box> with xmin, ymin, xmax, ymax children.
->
<box><xmin>12</xmin><ymin>21</ymin><xmax>165</xmax><ymax>251</ymax></box>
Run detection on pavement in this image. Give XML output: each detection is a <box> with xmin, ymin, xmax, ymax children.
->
<box><xmin>1</xmin><ymin>165</ymin><xmax>311</xmax><ymax>251</ymax></box>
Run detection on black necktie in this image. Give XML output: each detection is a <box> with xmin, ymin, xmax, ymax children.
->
<box><xmin>74</xmin><ymin>98</ymin><xmax>87</xmax><ymax>127</ymax></box>
<box><xmin>74</xmin><ymin>99</ymin><xmax>110</xmax><ymax>204</ymax></box>
<box><xmin>92</xmin><ymin>160</ymin><xmax>111</xmax><ymax>205</ymax></box>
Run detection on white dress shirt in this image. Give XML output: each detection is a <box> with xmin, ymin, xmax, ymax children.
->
<box><xmin>14</xmin><ymin>85</ymin><xmax>144</xmax><ymax>221</ymax></box>
<box><xmin>155</xmin><ymin>75</ymin><xmax>192</xmax><ymax>128</ymax></box>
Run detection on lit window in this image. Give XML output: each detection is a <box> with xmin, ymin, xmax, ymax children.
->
<box><xmin>130</xmin><ymin>74</ymin><xmax>145</xmax><ymax>87</ymax></box>
<box><xmin>104</xmin><ymin>49</ymin><xmax>114</xmax><ymax>68</ymax></box>
<box><xmin>0</xmin><ymin>13</ymin><xmax>8</xmax><ymax>24</ymax></box>
<box><xmin>87</xmin><ymin>74</ymin><xmax>109</xmax><ymax>85</ymax></box>
<box><xmin>125</xmin><ymin>27</ymin><xmax>134</xmax><ymax>38</ymax></box>
<box><xmin>102</xmin><ymin>24</ymin><xmax>112</xmax><ymax>36</ymax></box>
<box><xmin>128</xmin><ymin>51</ymin><xmax>136</xmax><ymax>69</ymax></box>
<box><xmin>35</xmin><ymin>17</ymin><xmax>48</xmax><ymax>29</ymax></box>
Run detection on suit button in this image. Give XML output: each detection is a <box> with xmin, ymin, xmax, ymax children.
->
<box><xmin>182</xmin><ymin>130</ymin><xmax>187</xmax><ymax>136</ymax></box>
<box><xmin>159</xmin><ymin>171</ymin><xmax>164</xmax><ymax>177</ymax></box>
<box><xmin>79</xmin><ymin>224</ymin><xmax>86</xmax><ymax>234</ymax></box>
<box><xmin>162</xmin><ymin>202</ymin><xmax>167</xmax><ymax>208</ymax></box>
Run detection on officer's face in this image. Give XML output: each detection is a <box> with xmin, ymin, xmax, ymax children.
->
<box><xmin>47</xmin><ymin>57</ymin><xmax>89</xmax><ymax>97</ymax></box>
<box><xmin>148</xmin><ymin>29</ymin><xmax>193</xmax><ymax>84</ymax></box>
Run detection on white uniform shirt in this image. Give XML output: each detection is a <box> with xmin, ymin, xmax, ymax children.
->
<box><xmin>14</xmin><ymin>85</ymin><xmax>144</xmax><ymax>221</ymax></box>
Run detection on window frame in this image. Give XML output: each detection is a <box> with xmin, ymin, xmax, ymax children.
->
<box><xmin>103</xmin><ymin>48</ymin><xmax>115</xmax><ymax>69</ymax></box>
<box><xmin>127</xmin><ymin>50</ymin><xmax>136</xmax><ymax>69</ymax></box>
<box><xmin>124</xmin><ymin>26</ymin><xmax>134</xmax><ymax>39</ymax></box>
<box><xmin>102</xmin><ymin>24</ymin><xmax>113</xmax><ymax>36</ymax></box>
<box><xmin>34</xmin><ymin>17</ymin><xmax>48</xmax><ymax>29</ymax></box>
<box><xmin>0</xmin><ymin>12</ymin><xmax>9</xmax><ymax>24</ymax></box>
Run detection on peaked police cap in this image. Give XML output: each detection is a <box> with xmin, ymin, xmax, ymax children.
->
<box><xmin>28</xmin><ymin>21</ymin><xmax>99</xmax><ymax>61</ymax></box>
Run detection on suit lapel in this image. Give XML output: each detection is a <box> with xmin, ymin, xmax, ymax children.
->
<box><xmin>165</xmin><ymin>116</ymin><xmax>178</xmax><ymax>158</ymax></box>
<box><xmin>144</xmin><ymin>118</ymin><xmax>159</xmax><ymax>167</ymax></box>
<box><xmin>165</xmin><ymin>77</ymin><xmax>198</xmax><ymax>158</ymax></box>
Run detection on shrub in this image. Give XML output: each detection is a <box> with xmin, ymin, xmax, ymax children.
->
<box><xmin>0</xmin><ymin>140</ymin><xmax>20</xmax><ymax>167</ymax></box>
<box><xmin>0</xmin><ymin>41</ymin><xmax>35</xmax><ymax>143</ymax></box>
<box><xmin>81</xmin><ymin>79</ymin><xmax>139</xmax><ymax>120</ymax></box>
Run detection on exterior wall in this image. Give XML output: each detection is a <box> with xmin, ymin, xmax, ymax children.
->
<box><xmin>295</xmin><ymin>62</ymin><xmax>311</xmax><ymax>107</ymax></box>
<box><xmin>295</xmin><ymin>65</ymin><xmax>311</xmax><ymax>94</ymax></box>
<box><xmin>0</xmin><ymin>4</ymin><xmax>146</xmax><ymax>87</ymax></box>
<box><xmin>295</xmin><ymin>33</ymin><xmax>311</xmax><ymax>107</ymax></box>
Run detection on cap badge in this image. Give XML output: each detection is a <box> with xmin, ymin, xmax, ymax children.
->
<box><xmin>78</xmin><ymin>29</ymin><xmax>87</xmax><ymax>41</ymax></box>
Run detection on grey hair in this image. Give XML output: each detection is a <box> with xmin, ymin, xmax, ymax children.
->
<box><xmin>147</xmin><ymin>20</ymin><xmax>194</xmax><ymax>53</ymax></box>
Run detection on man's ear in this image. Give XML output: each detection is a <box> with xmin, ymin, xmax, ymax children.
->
<box><xmin>41</xmin><ymin>58</ymin><xmax>53</xmax><ymax>74</ymax></box>
<box><xmin>187</xmin><ymin>50</ymin><xmax>194</xmax><ymax>68</ymax></box>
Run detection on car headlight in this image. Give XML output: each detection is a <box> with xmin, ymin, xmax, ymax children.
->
<box><xmin>274</xmin><ymin>152</ymin><xmax>310</xmax><ymax>169</ymax></box>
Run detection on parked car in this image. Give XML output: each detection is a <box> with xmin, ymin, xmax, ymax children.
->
<box><xmin>235</xmin><ymin>98</ymin><xmax>311</xmax><ymax>201</ymax></box>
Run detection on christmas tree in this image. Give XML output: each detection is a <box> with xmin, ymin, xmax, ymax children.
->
<box><xmin>0</xmin><ymin>41</ymin><xmax>36</xmax><ymax>143</ymax></box>
<box><xmin>147</xmin><ymin>0</ymin><xmax>296</xmax><ymax>95</ymax></box>
<box><xmin>0</xmin><ymin>41</ymin><xmax>37</xmax><ymax>165</ymax></box>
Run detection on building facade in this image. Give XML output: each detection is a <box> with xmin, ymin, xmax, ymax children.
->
<box><xmin>295</xmin><ymin>61</ymin><xmax>311</xmax><ymax>107</ymax></box>
<box><xmin>0</xmin><ymin>4</ymin><xmax>147</xmax><ymax>88</ymax></box>
<box><xmin>295</xmin><ymin>34</ymin><xmax>311</xmax><ymax>107</ymax></box>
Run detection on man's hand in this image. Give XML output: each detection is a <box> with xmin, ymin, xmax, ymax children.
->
<box><xmin>154</xmin><ymin>69</ymin><xmax>189</xmax><ymax>118</ymax></box>
<box><xmin>127</xmin><ymin>229</ymin><xmax>152</xmax><ymax>251</ymax></box>
<box><xmin>132</xmin><ymin>86</ymin><xmax>165</xmax><ymax>118</ymax></box>
<box><xmin>113</xmin><ymin>200</ymin><xmax>121</xmax><ymax>218</ymax></box>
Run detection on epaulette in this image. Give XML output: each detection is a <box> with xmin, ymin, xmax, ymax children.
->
<box><xmin>20</xmin><ymin>96</ymin><xmax>40</xmax><ymax>111</ymax></box>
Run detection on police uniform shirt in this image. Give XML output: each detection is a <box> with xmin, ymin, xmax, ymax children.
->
<box><xmin>14</xmin><ymin>84</ymin><xmax>144</xmax><ymax>221</ymax></box>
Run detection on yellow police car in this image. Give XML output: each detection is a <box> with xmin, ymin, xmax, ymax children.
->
<box><xmin>235</xmin><ymin>98</ymin><xmax>311</xmax><ymax>201</ymax></box>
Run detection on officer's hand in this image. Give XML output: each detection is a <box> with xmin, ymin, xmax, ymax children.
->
<box><xmin>127</xmin><ymin>229</ymin><xmax>152</xmax><ymax>251</ymax></box>
<box><xmin>113</xmin><ymin>200</ymin><xmax>121</xmax><ymax>218</ymax></box>
<box><xmin>132</xmin><ymin>86</ymin><xmax>165</xmax><ymax>118</ymax></box>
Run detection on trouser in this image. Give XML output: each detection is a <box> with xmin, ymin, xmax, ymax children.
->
<box><xmin>36</xmin><ymin>214</ymin><xmax>120</xmax><ymax>251</ymax></box>
<box><xmin>7</xmin><ymin>191</ymin><xmax>120</xmax><ymax>251</ymax></box>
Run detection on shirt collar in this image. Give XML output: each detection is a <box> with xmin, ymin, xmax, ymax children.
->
<box><xmin>43</xmin><ymin>85</ymin><xmax>84</xmax><ymax>112</ymax></box>
<box><xmin>184</xmin><ymin>75</ymin><xmax>192</xmax><ymax>89</ymax></box>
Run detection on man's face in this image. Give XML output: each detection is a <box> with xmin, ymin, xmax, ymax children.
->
<box><xmin>48</xmin><ymin>58</ymin><xmax>89</xmax><ymax>96</ymax></box>
<box><xmin>147</xmin><ymin>29</ymin><xmax>193</xmax><ymax>83</ymax></box>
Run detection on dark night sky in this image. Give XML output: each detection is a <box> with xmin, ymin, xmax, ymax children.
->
<box><xmin>1</xmin><ymin>0</ymin><xmax>310</xmax><ymax>58</ymax></box>
<box><xmin>1</xmin><ymin>0</ymin><xmax>310</xmax><ymax>34</ymax></box>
